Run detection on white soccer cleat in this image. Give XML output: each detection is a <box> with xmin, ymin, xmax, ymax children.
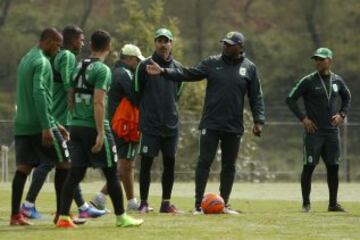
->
<box><xmin>223</xmin><ymin>205</ymin><xmax>240</xmax><ymax>215</ymax></box>
<box><xmin>90</xmin><ymin>193</ymin><xmax>111</xmax><ymax>213</ymax></box>
<box><xmin>127</xmin><ymin>201</ymin><xmax>140</xmax><ymax>211</ymax></box>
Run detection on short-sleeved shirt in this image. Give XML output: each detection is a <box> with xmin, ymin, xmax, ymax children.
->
<box><xmin>52</xmin><ymin>49</ymin><xmax>77</xmax><ymax>125</ymax></box>
<box><xmin>69</xmin><ymin>60</ymin><xmax>112</xmax><ymax>128</ymax></box>
<box><xmin>14</xmin><ymin>47</ymin><xmax>56</xmax><ymax>135</ymax></box>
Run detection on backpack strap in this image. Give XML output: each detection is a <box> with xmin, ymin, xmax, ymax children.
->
<box><xmin>73</xmin><ymin>58</ymin><xmax>99</xmax><ymax>95</ymax></box>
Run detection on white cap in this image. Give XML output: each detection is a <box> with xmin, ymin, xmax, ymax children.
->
<box><xmin>121</xmin><ymin>44</ymin><xmax>145</xmax><ymax>60</ymax></box>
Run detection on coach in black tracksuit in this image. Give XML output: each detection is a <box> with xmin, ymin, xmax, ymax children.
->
<box><xmin>147</xmin><ymin>31</ymin><xmax>265</xmax><ymax>214</ymax></box>
<box><xmin>286</xmin><ymin>47</ymin><xmax>351</xmax><ymax>212</ymax></box>
<box><xmin>133</xmin><ymin>28</ymin><xmax>183</xmax><ymax>213</ymax></box>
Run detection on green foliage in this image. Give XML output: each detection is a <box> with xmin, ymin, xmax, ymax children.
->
<box><xmin>237</xmin><ymin>110</ymin><xmax>275</xmax><ymax>182</ymax></box>
<box><xmin>113</xmin><ymin>0</ymin><xmax>183</xmax><ymax>60</ymax></box>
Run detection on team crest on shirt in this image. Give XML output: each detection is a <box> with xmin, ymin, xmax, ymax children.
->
<box><xmin>201</xmin><ymin>129</ymin><xmax>207</xmax><ymax>135</ymax></box>
<box><xmin>308</xmin><ymin>156</ymin><xmax>313</xmax><ymax>163</ymax></box>
<box><xmin>332</xmin><ymin>84</ymin><xmax>338</xmax><ymax>92</ymax></box>
<box><xmin>239</xmin><ymin>67</ymin><xmax>246</xmax><ymax>76</ymax></box>
<box><xmin>143</xmin><ymin>146</ymin><xmax>148</xmax><ymax>153</ymax></box>
<box><xmin>64</xmin><ymin>150</ymin><xmax>70</xmax><ymax>158</ymax></box>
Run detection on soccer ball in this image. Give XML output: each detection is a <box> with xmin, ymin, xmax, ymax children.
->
<box><xmin>201</xmin><ymin>193</ymin><xmax>224</xmax><ymax>214</ymax></box>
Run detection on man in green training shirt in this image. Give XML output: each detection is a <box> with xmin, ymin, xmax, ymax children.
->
<box><xmin>57</xmin><ymin>30</ymin><xmax>143</xmax><ymax>228</ymax></box>
<box><xmin>20</xmin><ymin>25</ymin><xmax>105</xmax><ymax>223</ymax></box>
<box><xmin>11</xmin><ymin>28</ymin><xmax>68</xmax><ymax>226</ymax></box>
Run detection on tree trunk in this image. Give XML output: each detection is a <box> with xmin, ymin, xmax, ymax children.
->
<box><xmin>78</xmin><ymin>0</ymin><xmax>93</xmax><ymax>29</ymax></box>
<box><xmin>0</xmin><ymin>0</ymin><xmax>12</xmax><ymax>27</ymax></box>
<box><xmin>195</xmin><ymin>0</ymin><xmax>203</xmax><ymax>61</ymax></box>
<box><xmin>302</xmin><ymin>0</ymin><xmax>322</xmax><ymax>47</ymax></box>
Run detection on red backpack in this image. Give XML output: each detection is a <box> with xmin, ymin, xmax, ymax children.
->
<box><xmin>111</xmin><ymin>98</ymin><xmax>140</xmax><ymax>142</ymax></box>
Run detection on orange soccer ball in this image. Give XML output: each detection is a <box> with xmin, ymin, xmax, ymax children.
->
<box><xmin>201</xmin><ymin>193</ymin><xmax>225</xmax><ymax>214</ymax></box>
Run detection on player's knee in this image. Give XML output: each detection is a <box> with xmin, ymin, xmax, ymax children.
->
<box><xmin>55</xmin><ymin>161</ymin><xmax>70</xmax><ymax>169</ymax></box>
<box><xmin>16</xmin><ymin>165</ymin><xmax>33</xmax><ymax>175</ymax></box>
<box><xmin>197</xmin><ymin>158</ymin><xmax>212</xmax><ymax>170</ymax></box>
<box><xmin>38</xmin><ymin>163</ymin><xmax>54</xmax><ymax>172</ymax></box>
<box><xmin>222</xmin><ymin>163</ymin><xmax>235</xmax><ymax>172</ymax></box>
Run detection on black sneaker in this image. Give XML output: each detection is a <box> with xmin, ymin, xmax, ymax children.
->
<box><xmin>302</xmin><ymin>204</ymin><xmax>311</xmax><ymax>213</ymax></box>
<box><xmin>328</xmin><ymin>204</ymin><xmax>346</xmax><ymax>212</ymax></box>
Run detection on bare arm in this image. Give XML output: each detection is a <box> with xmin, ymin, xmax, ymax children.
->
<box><xmin>91</xmin><ymin>89</ymin><xmax>106</xmax><ymax>153</ymax></box>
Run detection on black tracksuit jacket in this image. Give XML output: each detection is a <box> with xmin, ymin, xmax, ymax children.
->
<box><xmin>286</xmin><ymin>71</ymin><xmax>351</xmax><ymax>132</ymax></box>
<box><xmin>163</xmin><ymin>53</ymin><xmax>265</xmax><ymax>134</ymax></box>
<box><xmin>133</xmin><ymin>52</ymin><xmax>183</xmax><ymax>137</ymax></box>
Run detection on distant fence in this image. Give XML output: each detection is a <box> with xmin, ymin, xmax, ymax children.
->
<box><xmin>1</xmin><ymin>116</ymin><xmax>360</xmax><ymax>183</ymax></box>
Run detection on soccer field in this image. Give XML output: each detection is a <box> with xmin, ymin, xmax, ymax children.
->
<box><xmin>0</xmin><ymin>182</ymin><xmax>359</xmax><ymax>240</ymax></box>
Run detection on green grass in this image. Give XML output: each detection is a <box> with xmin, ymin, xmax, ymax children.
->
<box><xmin>0</xmin><ymin>182</ymin><xmax>359</xmax><ymax>240</ymax></box>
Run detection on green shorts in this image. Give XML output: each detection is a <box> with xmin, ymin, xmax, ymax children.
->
<box><xmin>303</xmin><ymin>131</ymin><xmax>340</xmax><ymax>166</ymax></box>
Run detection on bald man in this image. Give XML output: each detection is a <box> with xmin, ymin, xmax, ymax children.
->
<box><xmin>10</xmin><ymin>28</ymin><xmax>70</xmax><ymax>226</ymax></box>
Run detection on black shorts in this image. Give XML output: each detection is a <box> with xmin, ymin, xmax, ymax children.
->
<box><xmin>15</xmin><ymin>128</ymin><xmax>70</xmax><ymax>167</ymax></box>
<box><xmin>138</xmin><ymin>133</ymin><xmax>178</xmax><ymax>158</ymax></box>
<box><xmin>69</xmin><ymin>126</ymin><xmax>117</xmax><ymax>168</ymax></box>
<box><xmin>303</xmin><ymin>131</ymin><xmax>340</xmax><ymax>166</ymax></box>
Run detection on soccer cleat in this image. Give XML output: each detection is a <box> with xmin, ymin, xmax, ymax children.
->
<box><xmin>53</xmin><ymin>213</ymin><xmax>86</xmax><ymax>225</ymax></box>
<box><xmin>223</xmin><ymin>205</ymin><xmax>240</xmax><ymax>215</ymax></box>
<box><xmin>56</xmin><ymin>216</ymin><xmax>77</xmax><ymax>228</ymax></box>
<box><xmin>159</xmin><ymin>201</ymin><xmax>181</xmax><ymax>214</ymax></box>
<box><xmin>10</xmin><ymin>213</ymin><xmax>33</xmax><ymax>226</ymax></box>
<box><xmin>90</xmin><ymin>194</ymin><xmax>106</xmax><ymax>210</ymax></box>
<box><xmin>138</xmin><ymin>201</ymin><xmax>154</xmax><ymax>213</ymax></box>
<box><xmin>116</xmin><ymin>213</ymin><xmax>143</xmax><ymax>228</ymax></box>
<box><xmin>302</xmin><ymin>204</ymin><xmax>311</xmax><ymax>213</ymax></box>
<box><xmin>192</xmin><ymin>207</ymin><xmax>204</xmax><ymax>215</ymax></box>
<box><xmin>79</xmin><ymin>206</ymin><xmax>106</xmax><ymax>218</ymax></box>
<box><xmin>127</xmin><ymin>201</ymin><xmax>140</xmax><ymax>211</ymax></box>
<box><xmin>20</xmin><ymin>204</ymin><xmax>41</xmax><ymax>219</ymax></box>
<box><xmin>328</xmin><ymin>204</ymin><xmax>346</xmax><ymax>212</ymax></box>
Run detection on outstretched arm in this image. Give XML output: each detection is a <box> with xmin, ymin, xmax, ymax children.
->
<box><xmin>146</xmin><ymin>59</ymin><xmax>208</xmax><ymax>82</ymax></box>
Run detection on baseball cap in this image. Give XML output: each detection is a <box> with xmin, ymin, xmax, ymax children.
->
<box><xmin>311</xmin><ymin>47</ymin><xmax>333</xmax><ymax>59</ymax></box>
<box><xmin>121</xmin><ymin>44</ymin><xmax>145</xmax><ymax>60</ymax></box>
<box><xmin>154</xmin><ymin>28</ymin><xmax>173</xmax><ymax>41</ymax></box>
<box><xmin>221</xmin><ymin>31</ymin><xmax>245</xmax><ymax>45</ymax></box>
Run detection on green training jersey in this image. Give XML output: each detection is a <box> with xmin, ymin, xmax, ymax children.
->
<box><xmin>14</xmin><ymin>47</ymin><xmax>56</xmax><ymax>135</ymax></box>
<box><xmin>52</xmin><ymin>49</ymin><xmax>77</xmax><ymax>125</ymax></box>
<box><xmin>70</xmin><ymin>59</ymin><xmax>111</xmax><ymax>128</ymax></box>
